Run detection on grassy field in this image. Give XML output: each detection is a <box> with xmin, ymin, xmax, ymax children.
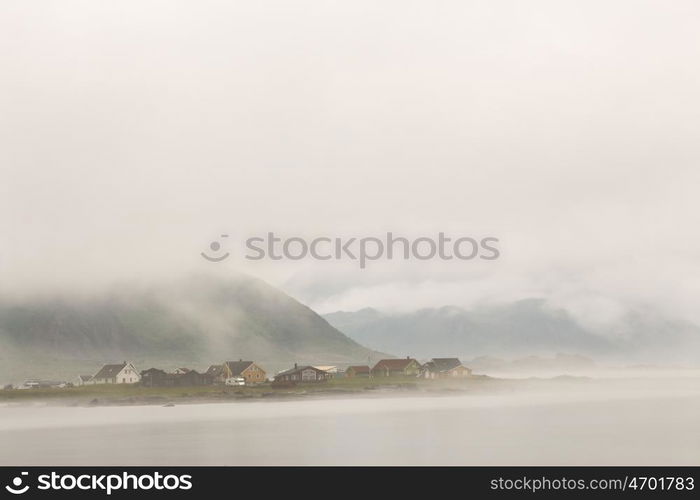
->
<box><xmin>0</xmin><ymin>375</ymin><xmax>497</xmax><ymax>405</ymax></box>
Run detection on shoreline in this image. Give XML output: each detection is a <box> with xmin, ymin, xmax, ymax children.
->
<box><xmin>3</xmin><ymin>373</ymin><xmax>697</xmax><ymax>409</ymax></box>
<box><xmin>0</xmin><ymin>375</ymin><xmax>563</xmax><ymax>408</ymax></box>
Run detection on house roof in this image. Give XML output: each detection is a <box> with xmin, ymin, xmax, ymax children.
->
<box><xmin>92</xmin><ymin>363</ymin><xmax>127</xmax><ymax>380</ymax></box>
<box><xmin>78</xmin><ymin>375</ymin><xmax>92</xmax><ymax>382</ymax></box>
<box><xmin>141</xmin><ymin>368</ymin><xmax>167</xmax><ymax>376</ymax></box>
<box><xmin>224</xmin><ymin>361</ymin><xmax>255</xmax><ymax>376</ymax></box>
<box><xmin>426</xmin><ymin>358</ymin><xmax>464</xmax><ymax>372</ymax></box>
<box><xmin>373</xmin><ymin>358</ymin><xmax>419</xmax><ymax>371</ymax></box>
<box><xmin>275</xmin><ymin>365</ymin><xmax>326</xmax><ymax>378</ymax></box>
<box><xmin>206</xmin><ymin>364</ymin><xmax>225</xmax><ymax>376</ymax></box>
<box><xmin>347</xmin><ymin>365</ymin><xmax>370</xmax><ymax>373</ymax></box>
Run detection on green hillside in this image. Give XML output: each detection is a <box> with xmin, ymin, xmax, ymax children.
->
<box><xmin>0</xmin><ymin>274</ymin><xmax>377</xmax><ymax>384</ymax></box>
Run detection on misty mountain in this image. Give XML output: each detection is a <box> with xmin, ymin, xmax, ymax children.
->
<box><xmin>0</xmin><ymin>274</ymin><xmax>377</xmax><ymax>383</ymax></box>
<box><xmin>323</xmin><ymin>299</ymin><xmax>700</xmax><ymax>363</ymax></box>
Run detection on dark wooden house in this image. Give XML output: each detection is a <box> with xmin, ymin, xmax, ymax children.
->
<box><xmin>274</xmin><ymin>364</ymin><xmax>331</xmax><ymax>383</ymax></box>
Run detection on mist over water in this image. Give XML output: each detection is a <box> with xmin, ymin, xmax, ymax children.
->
<box><xmin>2</xmin><ymin>376</ymin><xmax>698</xmax><ymax>465</ymax></box>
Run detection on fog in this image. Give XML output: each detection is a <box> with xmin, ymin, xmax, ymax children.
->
<box><xmin>2</xmin><ymin>376</ymin><xmax>699</xmax><ymax>465</ymax></box>
<box><xmin>2</xmin><ymin>1</ymin><xmax>700</xmax><ymax>339</ymax></box>
<box><xmin>3</xmin><ymin>1</ymin><xmax>700</xmax><ymax>470</ymax></box>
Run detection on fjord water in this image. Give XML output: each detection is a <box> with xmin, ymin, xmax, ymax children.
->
<box><xmin>1</xmin><ymin>376</ymin><xmax>698</xmax><ymax>465</ymax></box>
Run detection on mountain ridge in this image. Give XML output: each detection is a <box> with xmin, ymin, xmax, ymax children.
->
<box><xmin>323</xmin><ymin>299</ymin><xmax>700</xmax><ymax>363</ymax></box>
<box><xmin>0</xmin><ymin>274</ymin><xmax>380</xmax><ymax>383</ymax></box>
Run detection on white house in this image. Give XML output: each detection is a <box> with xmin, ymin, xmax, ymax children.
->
<box><xmin>90</xmin><ymin>362</ymin><xmax>140</xmax><ymax>384</ymax></box>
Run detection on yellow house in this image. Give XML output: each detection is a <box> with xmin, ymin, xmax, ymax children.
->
<box><xmin>206</xmin><ymin>360</ymin><xmax>267</xmax><ymax>384</ymax></box>
<box><xmin>223</xmin><ymin>360</ymin><xmax>267</xmax><ymax>384</ymax></box>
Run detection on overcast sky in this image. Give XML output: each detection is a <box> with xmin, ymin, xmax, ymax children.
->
<box><xmin>1</xmin><ymin>1</ymin><xmax>699</xmax><ymax>326</ymax></box>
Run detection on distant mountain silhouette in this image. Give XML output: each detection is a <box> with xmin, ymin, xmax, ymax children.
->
<box><xmin>324</xmin><ymin>299</ymin><xmax>700</xmax><ymax>363</ymax></box>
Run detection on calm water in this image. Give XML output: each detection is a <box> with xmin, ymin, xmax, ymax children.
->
<box><xmin>1</xmin><ymin>378</ymin><xmax>699</xmax><ymax>465</ymax></box>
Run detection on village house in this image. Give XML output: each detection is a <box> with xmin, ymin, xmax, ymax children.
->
<box><xmin>90</xmin><ymin>362</ymin><xmax>140</xmax><ymax>384</ymax></box>
<box><xmin>345</xmin><ymin>365</ymin><xmax>371</xmax><ymax>378</ymax></box>
<box><xmin>206</xmin><ymin>360</ymin><xmax>267</xmax><ymax>385</ymax></box>
<box><xmin>274</xmin><ymin>364</ymin><xmax>331</xmax><ymax>383</ymax></box>
<box><xmin>140</xmin><ymin>368</ymin><xmax>171</xmax><ymax>387</ymax></box>
<box><xmin>421</xmin><ymin>358</ymin><xmax>472</xmax><ymax>379</ymax></box>
<box><xmin>141</xmin><ymin>368</ymin><xmax>213</xmax><ymax>387</ymax></box>
<box><xmin>371</xmin><ymin>357</ymin><xmax>422</xmax><ymax>377</ymax></box>
<box><xmin>177</xmin><ymin>369</ymin><xmax>212</xmax><ymax>386</ymax></box>
<box><xmin>223</xmin><ymin>360</ymin><xmax>267</xmax><ymax>384</ymax></box>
